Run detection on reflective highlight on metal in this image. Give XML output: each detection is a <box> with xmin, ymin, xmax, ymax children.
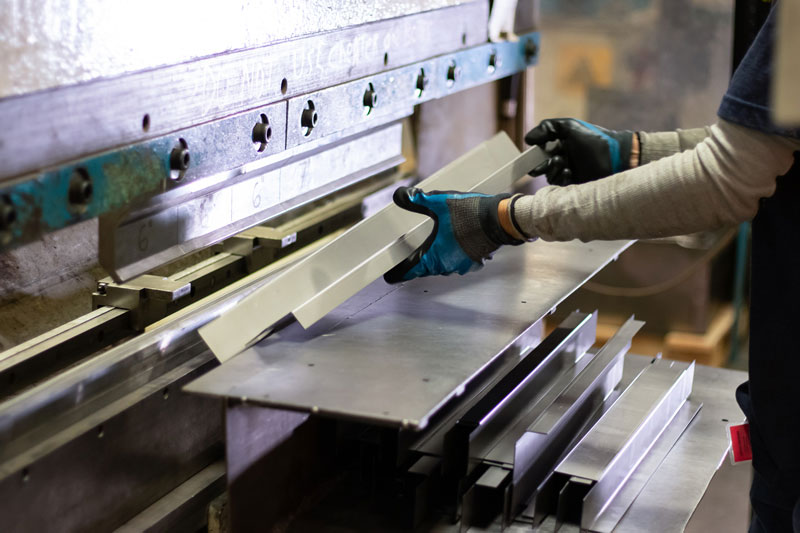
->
<box><xmin>553</xmin><ymin>358</ymin><xmax>696</xmax><ymax>530</ymax></box>
<box><xmin>443</xmin><ymin>312</ymin><xmax>598</xmax><ymax>495</ymax></box>
<box><xmin>185</xmin><ymin>238</ymin><xmax>632</xmax><ymax>428</ymax></box>
<box><xmin>197</xmin><ymin>133</ymin><xmax>540</xmax><ymax>363</ymax></box>
<box><xmin>587</xmin><ymin>400</ymin><xmax>701</xmax><ymax>533</ymax></box>
<box><xmin>510</xmin><ymin>317</ymin><xmax>642</xmax><ymax>518</ymax></box>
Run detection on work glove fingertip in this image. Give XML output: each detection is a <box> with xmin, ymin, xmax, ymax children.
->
<box><xmin>530</xmin><ymin>159</ymin><xmax>551</xmax><ymax>177</ymax></box>
<box><xmin>524</xmin><ymin>120</ymin><xmax>558</xmax><ymax>147</ymax></box>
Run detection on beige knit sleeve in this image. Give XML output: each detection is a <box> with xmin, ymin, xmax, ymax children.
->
<box><xmin>639</xmin><ymin>127</ymin><xmax>713</xmax><ymax>164</ymax></box>
<box><xmin>512</xmin><ymin>119</ymin><xmax>800</xmax><ymax>242</ymax></box>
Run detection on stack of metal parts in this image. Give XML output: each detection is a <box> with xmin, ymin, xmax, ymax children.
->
<box><xmin>189</xmin><ymin>292</ymin><xmax>703</xmax><ymax>530</ymax></box>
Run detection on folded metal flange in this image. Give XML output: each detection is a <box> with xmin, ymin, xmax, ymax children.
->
<box><xmin>199</xmin><ymin>133</ymin><xmax>547</xmax><ymax>362</ymax></box>
<box><xmin>586</xmin><ymin>399</ymin><xmax>702</xmax><ymax>533</ymax></box>
<box><xmin>512</xmin><ymin>316</ymin><xmax>643</xmax><ymax>519</ymax></box>
<box><xmin>444</xmin><ymin>311</ymin><xmax>596</xmax><ymax>488</ymax></box>
<box><xmin>553</xmin><ymin>358</ymin><xmax>696</xmax><ymax>530</ymax></box>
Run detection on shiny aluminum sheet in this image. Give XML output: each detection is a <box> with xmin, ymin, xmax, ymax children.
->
<box><xmin>185</xmin><ymin>238</ymin><xmax>632</xmax><ymax>429</ymax></box>
<box><xmin>530</xmin><ymin>356</ymin><xmax>746</xmax><ymax>533</ymax></box>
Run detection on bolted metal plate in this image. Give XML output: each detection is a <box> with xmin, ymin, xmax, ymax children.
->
<box><xmin>0</xmin><ymin>2</ymin><xmax>489</xmax><ymax>183</ymax></box>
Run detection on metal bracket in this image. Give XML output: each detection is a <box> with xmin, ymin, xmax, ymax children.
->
<box><xmin>198</xmin><ymin>133</ymin><xmax>546</xmax><ymax>363</ymax></box>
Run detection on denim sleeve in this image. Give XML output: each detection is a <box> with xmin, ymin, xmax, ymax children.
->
<box><xmin>717</xmin><ymin>7</ymin><xmax>800</xmax><ymax>139</ymax></box>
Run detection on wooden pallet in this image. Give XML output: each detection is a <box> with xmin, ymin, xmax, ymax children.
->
<box><xmin>550</xmin><ymin>304</ymin><xmax>743</xmax><ymax>367</ymax></box>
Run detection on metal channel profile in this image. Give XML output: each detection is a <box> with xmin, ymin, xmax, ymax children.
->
<box><xmin>554</xmin><ymin>359</ymin><xmax>696</xmax><ymax>530</ymax></box>
<box><xmin>99</xmin><ymin>122</ymin><xmax>404</xmax><ymax>281</ymax></box>
<box><xmin>198</xmin><ymin>134</ymin><xmax>547</xmax><ymax>362</ymax></box>
<box><xmin>514</xmin><ymin>317</ymin><xmax>644</xmax><ymax>518</ymax></box>
<box><xmin>0</xmin><ymin>2</ymin><xmax>488</xmax><ymax>182</ymax></box>
<box><xmin>444</xmin><ymin>312</ymin><xmax>596</xmax><ymax>485</ymax></box>
<box><xmin>587</xmin><ymin>400</ymin><xmax>701</xmax><ymax>533</ymax></box>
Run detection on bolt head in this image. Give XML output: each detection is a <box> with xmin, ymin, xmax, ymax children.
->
<box><xmin>170</xmin><ymin>147</ymin><xmax>190</xmax><ymax>171</ymax></box>
<box><xmin>301</xmin><ymin>108</ymin><xmax>318</xmax><ymax>129</ymax></box>
<box><xmin>68</xmin><ymin>170</ymin><xmax>93</xmax><ymax>206</ymax></box>
<box><xmin>415</xmin><ymin>71</ymin><xmax>429</xmax><ymax>96</ymax></box>
<box><xmin>252</xmin><ymin>122</ymin><xmax>272</xmax><ymax>145</ymax></box>
<box><xmin>446</xmin><ymin>62</ymin><xmax>460</xmax><ymax>87</ymax></box>
<box><xmin>363</xmin><ymin>89</ymin><xmax>377</xmax><ymax>108</ymax></box>
<box><xmin>525</xmin><ymin>40</ymin><xmax>538</xmax><ymax>62</ymax></box>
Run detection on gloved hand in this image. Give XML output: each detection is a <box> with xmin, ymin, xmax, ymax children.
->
<box><xmin>384</xmin><ymin>187</ymin><xmax>524</xmax><ymax>283</ymax></box>
<box><xmin>525</xmin><ymin>118</ymin><xmax>635</xmax><ymax>186</ymax></box>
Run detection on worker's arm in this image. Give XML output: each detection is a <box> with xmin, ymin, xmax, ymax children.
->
<box><xmin>506</xmin><ymin>118</ymin><xmax>800</xmax><ymax>242</ymax></box>
<box><xmin>639</xmin><ymin>127</ymin><xmax>713</xmax><ymax>164</ymax></box>
<box><xmin>389</xmin><ymin>118</ymin><xmax>799</xmax><ymax>282</ymax></box>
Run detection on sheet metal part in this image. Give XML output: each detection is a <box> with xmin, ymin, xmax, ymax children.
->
<box><xmin>185</xmin><ymin>237</ymin><xmax>632</xmax><ymax>428</ymax></box>
<box><xmin>524</xmin><ymin>356</ymin><xmax>745</xmax><ymax>533</ymax></box>
<box><xmin>510</xmin><ymin>317</ymin><xmax>642</xmax><ymax>517</ymax></box>
<box><xmin>0</xmin><ymin>2</ymin><xmax>489</xmax><ymax>181</ymax></box>
<box><xmin>443</xmin><ymin>311</ymin><xmax>597</xmax><ymax>488</ymax></box>
<box><xmin>553</xmin><ymin>359</ymin><xmax>696</xmax><ymax>530</ymax></box>
<box><xmin>586</xmin><ymin>401</ymin><xmax>702</xmax><ymax>533</ymax></box>
<box><xmin>198</xmin><ymin>133</ymin><xmax>542</xmax><ymax>362</ymax></box>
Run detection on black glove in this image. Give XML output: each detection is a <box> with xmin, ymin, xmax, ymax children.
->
<box><xmin>525</xmin><ymin>118</ymin><xmax>634</xmax><ymax>186</ymax></box>
<box><xmin>383</xmin><ymin>187</ymin><xmax>523</xmax><ymax>283</ymax></box>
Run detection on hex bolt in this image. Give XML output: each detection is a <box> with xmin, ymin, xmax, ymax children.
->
<box><xmin>0</xmin><ymin>195</ymin><xmax>16</xmax><ymax>231</ymax></box>
<box><xmin>363</xmin><ymin>83</ymin><xmax>377</xmax><ymax>115</ymax></box>
<box><xmin>415</xmin><ymin>68</ymin><xmax>429</xmax><ymax>97</ymax></box>
<box><xmin>525</xmin><ymin>40</ymin><xmax>539</xmax><ymax>63</ymax></box>
<box><xmin>68</xmin><ymin>169</ymin><xmax>93</xmax><ymax>206</ymax></box>
<box><xmin>252</xmin><ymin>114</ymin><xmax>272</xmax><ymax>152</ymax></box>
<box><xmin>446</xmin><ymin>61</ymin><xmax>460</xmax><ymax>88</ymax></box>
<box><xmin>301</xmin><ymin>100</ymin><xmax>318</xmax><ymax>136</ymax></box>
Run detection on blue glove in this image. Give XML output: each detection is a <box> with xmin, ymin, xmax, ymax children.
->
<box><xmin>384</xmin><ymin>187</ymin><xmax>524</xmax><ymax>283</ymax></box>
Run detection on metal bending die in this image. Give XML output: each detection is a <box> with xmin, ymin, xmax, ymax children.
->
<box><xmin>199</xmin><ymin>134</ymin><xmax>547</xmax><ymax>362</ymax></box>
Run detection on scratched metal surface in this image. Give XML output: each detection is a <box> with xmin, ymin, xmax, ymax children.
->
<box><xmin>0</xmin><ymin>0</ymin><xmax>475</xmax><ymax>98</ymax></box>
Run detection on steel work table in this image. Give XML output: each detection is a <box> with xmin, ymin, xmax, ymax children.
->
<box><xmin>186</xmin><ymin>239</ymin><xmax>748</xmax><ymax>531</ymax></box>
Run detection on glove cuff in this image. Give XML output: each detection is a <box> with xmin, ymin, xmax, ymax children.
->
<box><xmin>479</xmin><ymin>194</ymin><xmax>525</xmax><ymax>246</ymax></box>
<box><xmin>615</xmin><ymin>130</ymin><xmax>635</xmax><ymax>173</ymax></box>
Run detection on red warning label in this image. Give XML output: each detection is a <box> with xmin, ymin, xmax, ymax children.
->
<box><xmin>729</xmin><ymin>423</ymin><xmax>753</xmax><ymax>463</ymax></box>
